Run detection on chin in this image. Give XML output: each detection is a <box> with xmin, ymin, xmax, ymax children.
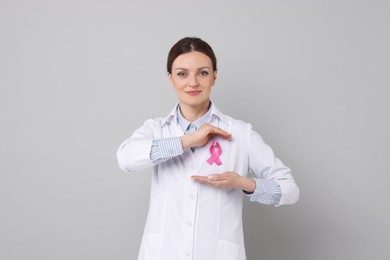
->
<box><xmin>180</xmin><ymin>97</ymin><xmax>210</xmax><ymax>107</ymax></box>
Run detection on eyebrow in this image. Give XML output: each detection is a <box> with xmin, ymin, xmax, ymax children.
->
<box><xmin>174</xmin><ymin>66</ymin><xmax>212</xmax><ymax>71</ymax></box>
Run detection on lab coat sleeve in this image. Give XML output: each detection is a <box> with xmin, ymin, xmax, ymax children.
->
<box><xmin>247</xmin><ymin>126</ymin><xmax>299</xmax><ymax>206</ymax></box>
<box><xmin>117</xmin><ymin>119</ymin><xmax>158</xmax><ymax>173</ymax></box>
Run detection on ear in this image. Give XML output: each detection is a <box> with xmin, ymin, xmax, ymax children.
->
<box><xmin>212</xmin><ymin>70</ymin><xmax>218</xmax><ymax>85</ymax></box>
<box><xmin>167</xmin><ymin>73</ymin><xmax>174</xmax><ymax>88</ymax></box>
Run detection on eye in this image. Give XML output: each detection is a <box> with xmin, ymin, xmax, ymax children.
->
<box><xmin>176</xmin><ymin>71</ymin><xmax>187</xmax><ymax>78</ymax></box>
<box><xmin>199</xmin><ymin>70</ymin><xmax>209</xmax><ymax>76</ymax></box>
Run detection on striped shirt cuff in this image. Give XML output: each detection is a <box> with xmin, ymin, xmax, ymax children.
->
<box><xmin>244</xmin><ymin>179</ymin><xmax>282</xmax><ymax>205</ymax></box>
<box><xmin>150</xmin><ymin>137</ymin><xmax>184</xmax><ymax>164</ymax></box>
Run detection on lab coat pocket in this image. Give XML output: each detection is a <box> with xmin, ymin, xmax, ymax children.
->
<box><xmin>216</xmin><ymin>239</ymin><xmax>241</xmax><ymax>260</ymax></box>
<box><xmin>138</xmin><ymin>233</ymin><xmax>161</xmax><ymax>260</ymax></box>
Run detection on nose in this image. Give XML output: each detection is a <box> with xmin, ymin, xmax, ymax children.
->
<box><xmin>187</xmin><ymin>74</ymin><xmax>199</xmax><ymax>88</ymax></box>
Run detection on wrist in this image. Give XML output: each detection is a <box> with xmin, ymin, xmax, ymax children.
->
<box><xmin>241</xmin><ymin>177</ymin><xmax>256</xmax><ymax>193</ymax></box>
<box><xmin>180</xmin><ymin>134</ymin><xmax>192</xmax><ymax>150</ymax></box>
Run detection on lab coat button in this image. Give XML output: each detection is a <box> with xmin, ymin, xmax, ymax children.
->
<box><xmin>187</xmin><ymin>222</ymin><xmax>192</xmax><ymax>227</ymax></box>
<box><xmin>185</xmin><ymin>251</ymin><xmax>191</xmax><ymax>256</ymax></box>
<box><xmin>190</xmin><ymin>165</ymin><xmax>196</xmax><ymax>170</ymax></box>
<box><xmin>189</xmin><ymin>194</ymin><xmax>194</xmax><ymax>199</ymax></box>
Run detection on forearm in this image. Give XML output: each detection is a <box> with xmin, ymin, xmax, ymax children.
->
<box><xmin>150</xmin><ymin>137</ymin><xmax>184</xmax><ymax>164</ymax></box>
<box><xmin>117</xmin><ymin>138</ymin><xmax>155</xmax><ymax>172</ymax></box>
<box><xmin>274</xmin><ymin>179</ymin><xmax>299</xmax><ymax>205</ymax></box>
<box><xmin>247</xmin><ymin>129</ymin><xmax>299</xmax><ymax>206</ymax></box>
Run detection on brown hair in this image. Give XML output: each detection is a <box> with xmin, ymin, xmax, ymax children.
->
<box><xmin>167</xmin><ymin>37</ymin><xmax>217</xmax><ymax>74</ymax></box>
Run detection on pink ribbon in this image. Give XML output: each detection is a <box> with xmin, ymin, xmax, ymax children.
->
<box><xmin>207</xmin><ymin>142</ymin><xmax>222</xmax><ymax>166</ymax></box>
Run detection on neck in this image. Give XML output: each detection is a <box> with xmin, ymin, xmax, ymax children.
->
<box><xmin>179</xmin><ymin>101</ymin><xmax>210</xmax><ymax>122</ymax></box>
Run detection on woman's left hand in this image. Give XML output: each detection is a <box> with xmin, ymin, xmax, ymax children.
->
<box><xmin>192</xmin><ymin>172</ymin><xmax>256</xmax><ymax>192</ymax></box>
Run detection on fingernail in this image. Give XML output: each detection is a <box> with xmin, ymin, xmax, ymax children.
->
<box><xmin>208</xmin><ymin>175</ymin><xmax>215</xmax><ymax>180</ymax></box>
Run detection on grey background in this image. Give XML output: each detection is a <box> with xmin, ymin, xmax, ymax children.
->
<box><xmin>1</xmin><ymin>0</ymin><xmax>389</xmax><ymax>259</ymax></box>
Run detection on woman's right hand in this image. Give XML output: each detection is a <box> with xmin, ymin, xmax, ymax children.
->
<box><xmin>180</xmin><ymin>123</ymin><xmax>232</xmax><ymax>149</ymax></box>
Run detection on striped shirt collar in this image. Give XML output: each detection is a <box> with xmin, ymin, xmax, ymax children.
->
<box><xmin>177</xmin><ymin>104</ymin><xmax>212</xmax><ymax>132</ymax></box>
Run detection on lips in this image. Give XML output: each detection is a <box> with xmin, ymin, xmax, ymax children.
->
<box><xmin>186</xmin><ymin>90</ymin><xmax>201</xmax><ymax>96</ymax></box>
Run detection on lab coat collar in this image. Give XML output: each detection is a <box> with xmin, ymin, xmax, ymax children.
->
<box><xmin>161</xmin><ymin>101</ymin><xmax>229</xmax><ymax>127</ymax></box>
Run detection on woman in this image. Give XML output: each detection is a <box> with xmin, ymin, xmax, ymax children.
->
<box><xmin>117</xmin><ymin>37</ymin><xmax>299</xmax><ymax>260</ymax></box>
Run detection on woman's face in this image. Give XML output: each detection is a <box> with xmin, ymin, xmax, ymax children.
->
<box><xmin>168</xmin><ymin>51</ymin><xmax>217</xmax><ymax>109</ymax></box>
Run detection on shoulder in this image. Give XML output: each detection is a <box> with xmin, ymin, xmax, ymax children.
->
<box><xmin>142</xmin><ymin>113</ymin><xmax>176</xmax><ymax>129</ymax></box>
<box><xmin>222</xmin><ymin>115</ymin><xmax>270</xmax><ymax>152</ymax></box>
<box><xmin>221</xmin><ymin>114</ymin><xmax>265</xmax><ymax>144</ymax></box>
<box><xmin>141</xmin><ymin>104</ymin><xmax>177</xmax><ymax>128</ymax></box>
<box><xmin>211</xmin><ymin>103</ymin><xmax>251</xmax><ymax>131</ymax></box>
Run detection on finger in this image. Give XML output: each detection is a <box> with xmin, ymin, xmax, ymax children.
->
<box><xmin>192</xmin><ymin>176</ymin><xmax>216</xmax><ymax>187</ymax></box>
<box><xmin>207</xmin><ymin>174</ymin><xmax>224</xmax><ymax>181</ymax></box>
<box><xmin>209</xmin><ymin>126</ymin><xmax>232</xmax><ymax>139</ymax></box>
<box><xmin>191</xmin><ymin>176</ymin><xmax>209</xmax><ymax>183</ymax></box>
<box><xmin>192</xmin><ymin>175</ymin><xmax>231</xmax><ymax>189</ymax></box>
<box><xmin>193</xmin><ymin>173</ymin><xmax>228</xmax><ymax>181</ymax></box>
<box><xmin>210</xmin><ymin>172</ymin><xmax>235</xmax><ymax>180</ymax></box>
<box><xmin>192</xmin><ymin>176</ymin><xmax>218</xmax><ymax>187</ymax></box>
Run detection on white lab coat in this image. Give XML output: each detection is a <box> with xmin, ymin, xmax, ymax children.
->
<box><xmin>117</xmin><ymin>103</ymin><xmax>299</xmax><ymax>260</ymax></box>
